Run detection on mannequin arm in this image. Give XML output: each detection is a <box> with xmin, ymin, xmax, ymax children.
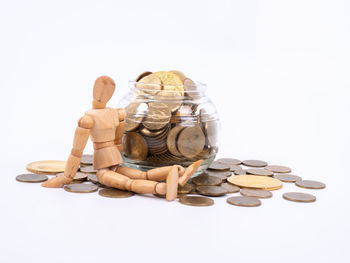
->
<box><xmin>115</xmin><ymin>108</ymin><xmax>125</xmax><ymax>152</ymax></box>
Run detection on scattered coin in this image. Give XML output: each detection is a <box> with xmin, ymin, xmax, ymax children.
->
<box><xmin>56</xmin><ymin>172</ymin><xmax>87</xmax><ymax>182</ymax></box>
<box><xmin>204</xmin><ymin>170</ymin><xmax>232</xmax><ymax>181</ymax></box>
<box><xmin>64</xmin><ymin>183</ymin><xmax>98</xmax><ymax>193</ymax></box>
<box><xmin>208</xmin><ymin>161</ymin><xmax>230</xmax><ymax>171</ymax></box>
<box><xmin>192</xmin><ymin>174</ymin><xmax>222</xmax><ymax>186</ymax></box>
<box><xmin>228</xmin><ymin>164</ymin><xmax>243</xmax><ymax>172</ymax></box>
<box><xmin>177</xmin><ymin>125</ymin><xmax>205</xmax><ymax>159</ymax></box>
<box><xmin>99</xmin><ymin>188</ymin><xmax>134</xmax><ymax>198</ymax></box>
<box><xmin>196</xmin><ymin>185</ymin><xmax>227</xmax><ymax>197</ymax></box>
<box><xmin>283</xmin><ymin>192</ymin><xmax>316</xmax><ymax>203</ymax></box>
<box><xmin>81</xmin><ymin>154</ymin><xmax>93</xmax><ymax>165</ymax></box>
<box><xmin>226</xmin><ymin>196</ymin><xmax>261</xmax><ymax>207</ymax></box>
<box><xmin>242</xmin><ymin>160</ymin><xmax>268</xmax><ymax>167</ymax></box>
<box><xmin>221</xmin><ymin>183</ymin><xmax>240</xmax><ymax>193</ymax></box>
<box><xmin>246</xmin><ymin>168</ymin><xmax>274</xmax><ymax>177</ymax></box>
<box><xmin>234</xmin><ymin>169</ymin><xmax>247</xmax><ymax>175</ymax></box>
<box><xmin>179</xmin><ymin>195</ymin><xmax>214</xmax><ymax>207</ymax></box>
<box><xmin>16</xmin><ymin>173</ymin><xmax>48</xmax><ymax>183</ymax></box>
<box><xmin>295</xmin><ymin>180</ymin><xmax>326</xmax><ymax>189</ymax></box>
<box><xmin>216</xmin><ymin>158</ymin><xmax>241</xmax><ymax>165</ymax></box>
<box><xmin>265</xmin><ymin>165</ymin><xmax>291</xmax><ymax>173</ymax></box>
<box><xmin>122</xmin><ymin>132</ymin><xmax>148</xmax><ymax>161</ymax></box>
<box><xmin>273</xmin><ymin>174</ymin><xmax>301</xmax><ymax>183</ymax></box>
<box><xmin>227</xmin><ymin>175</ymin><xmax>282</xmax><ymax>191</ymax></box>
<box><xmin>87</xmin><ymin>173</ymin><xmax>99</xmax><ymax>184</ymax></box>
<box><xmin>80</xmin><ymin>165</ymin><xmax>97</xmax><ymax>174</ymax></box>
<box><xmin>178</xmin><ymin>183</ymin><xmax>195</xmax><ymax>194</ymax></box>
<box><xmin>240</xmin><ymin>188</ymin><xmax>272</xmax><ymax>199</ymax></box>
<box><xmin>26</xmin><ymin>160</ymin><xmax>66</xmax><ymax>175</ymax></box>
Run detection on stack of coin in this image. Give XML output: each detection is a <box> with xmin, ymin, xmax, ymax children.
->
<box><xmin>122</xmin><ymin>70</ymin><xmax>219</xmax><ymax>166</ymax></box>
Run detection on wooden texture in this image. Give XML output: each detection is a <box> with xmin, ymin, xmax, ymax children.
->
<box><xmin>166</xmin><ymin>166</ymin><xmax>179</xmax><ymax>201</ymax></box>
<box><xmin>178</xmin><ymin>160</ymin><xmax>203</xmax><ymax>186</ymax></box>
<box><xmin>93</xmin><ymin>76</ymin><xmax>116</xmax><ymax>108</ymax></box>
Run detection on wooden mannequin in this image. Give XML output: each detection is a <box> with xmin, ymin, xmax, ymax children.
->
<box><xmin>42</xmin><ymin>76</ymin><xmax>202</xmax><ymax>201</ymax></box>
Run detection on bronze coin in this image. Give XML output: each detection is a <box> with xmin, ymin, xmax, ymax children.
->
<box><xmin>192</xmin><ymin>174</ymin><xmax>222</xmax><ymax>186</ymax></box>
<box><xmin>56</xmin><ymin>172</ymin><xmax>87</xmax><ymax>182</ymax></box>
<box><xmin>87</xmin><ymin>173</ymin><xmax>100</xmax><ymax>184</ymax></box>
<box><xmin>240</xmin><ymin>188</ymin><xmax>272</xmax><ymax>199</ymax></box>
<box><xmin>81</xmin><ymin>154</ymin><xmax>93</xmax><ymax>165</ymax></box>
<box><xmin>226</xmin><ymin>196</ymin><xmax>261</xmax><ymax>207</ymax></box>
<box><xmin>125</xmin><ymin>102</ymin><xmax>148</xmax><ymax>131</ymax></box>
<box><xmin>246</xmin><ymin>168</ymin><xmax>274</xmax><ymax>177</ymax></box>
<box><xmin>155</xmin><ymin>90</ymin><xmax>183</xmax><ymax>112</ymax></box>
<box><xmin>179</xmin><ymin>195</ymin><xmax>214</xmax><ymax>207</ymax></box>
<box><xmin>143</xmin><ymin>102</ymin><xmax>171</xmax><ymax>131</ymax></box>
<box><xmin>136</xmin><ymin>73</ymin><xmax>162</xmax><ymax>95</ymax></box>
<box><xmin>136</xmin><ymin>71</ymin><xmax>152</xmax><ymax>81</ymax></box>
<box><xmin>203</xmin><ymin>120</ymin><xmax>219</xmax><ymax>147</ymax></box>
<box><xmin>204</xmin><ymin>170</ymin><xmax>232</xmax><ymax>182</ymax></box>
<box><xmin>234</xmin><ymin>169</ymin><xmax>247</xmax><ymax>175</ymax></box>
<box><xmin>178</xmin><ymin>183</ymin><xmax>195</xmax><ymax>194</ymax></box>
<box><xmin>216</xmin><ymin>158</ymin><xmax>241</xmax><ymax>165</ymax></box>
<box><xmin>283</xmin><ymin>192</ymin><xmax>316</xmax><ymax>203</ymax></box>
<box><xmin>242</xmin><ymin>160</ymin><xmax>268</xmax><ymax>167</ymax></box>
<box><xmin>170</xmin><ymin>70</ymin><xmax>186</xmax><ymax>81</ymax></box>
<box><xmin>265</xmin><ymin>165</ymin><xmax>291</xmax><ymax>173</ymax></box>
<box><xmin>80</xmin><ymin>165</ymin><xmax>97</xmax><ymax>174</ymax></box>
<box><xmin>196</xmin><ymin>185</ymin><xmax>227</xmax><ymax>197</ymax></box>
<box><xmin>122</xmin><ymin>132</ymin><xmax>148</xmax><ymax>161</ymax></box>
<box><xmin>228</xmin><ymin>164</ymin><xmax>243</xmax><ymax>172</ymax></box>
<box><xmin>221</xmin><ymin>183</ymin><xmax>240</xmax><ymax>193</ymax></box>
<box><xmin>295</xmin><ymin>180</ymin><xmax>326</xmax><ymax>189</ymax></box>
<box><xmin>177</xmin><ymin>125</ymin><xmax>205</xmax><ymax>159</ymax></box>
<box><xmin>208</xmin><ymin>161</ymin><xmax>230</xmax><ymax>171</ymax></box>
<box><xmin>166</xmin><ymin>126</ymin><xmax>185</xmax><ymax>157</ymax></box>
<box><xmin>16</xmin><ymin>173</ymin><xmax>48</xmax><ymax>183</ymax></box>
<box><xmin>273</xmin><ymin>174</ymin><xmax>301</xmax><ymax>183</ymax></box>
<box><xmin>64</xmin><ymin>183</ymin><xmax>98</xmax><ymax>193</ymax></box>
<box><xmin>99</xmin><ymin>188</ymin><xmax>134</xmax><ymax>198</ymax></box>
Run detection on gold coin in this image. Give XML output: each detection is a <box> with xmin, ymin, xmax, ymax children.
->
<box><xmin>246</xmin><ymin>168</ymin><xmax>274</xmax><ymax>177</ymax></box>
<box><xmin>154</xmin><ymin>71</ymin><xmax>184</xmax><ymax>95</ymax></box>
<box><xmin>178</xmin><ymin>183</ymin><xmax>195</xmax><ymax>194</ymax></box>
<box><xmin>283</xmin><ymin>192</ymin><xmax>316</xmax><ymax>203</ymax></box>
<box><xmin>273</xmin><ymin>174</ymin><xmax>301</xmax><ymax>183</ymax></box>
<box><xmin>136</xmin><ymin>71</ymin><xmax>152</xmax><ymax>81</ymax></box>
<box><xmin>177</xmin><ymin>125</ymin><xmax>205</xmax><ymax>159</ymax></box>
<box><xmin>192</xmin><ymin>174</ymin><xmax>222</xmax><ymax>186</ymax></box>
<box><xmin>204</xmin><ymin>170</ymin><xmax>231</xmax><ymax>181</ymax></box>
<box><xmin>240</xmin><ymin>188</ymin><xmax>272</xmax><ymax>199</ymax></box>
<box><xmin>208</xmin><ymin>161</ymin><xmax>230</xmax><ymax>171</ymax></box>
<box><xmin>26</xmin><ymin>160</ymin><xmax>66</xmax><ymax>175</ymax></box>
<box><xmin>265</xmin><ymin>165</ymin><xmax>291</xmax><ymax>173</ymax></box>
<box><xmin>166</xmin><ymin>126</ymin><xmax>185</xmax><ymax>157</ymax></box>
<box><xmin>99</xmin><ymin>188</ymin><xmax>134</xmax><ymax>198</ymax></box>
<box><xmin>16</xmin><ymin>173</ymin><xmax>48</xmax><ymax>183</ymax></box>
<box><xmin>196</xmin><ymin>185</ymin><xmax>227</xmax><ymax>197</ymax></box>
<box><xmin>64</xmin><ymin>183</ymin><xmax>98</xmax><ymax>193</ymax></box>
<box><xmin>80</xmin><ymin>165</ymin><xmax>97</xmax><ymax>174</ymax></box>
<box><xmin>179</xmin><ymin>195</ymin><xmax>214</xmax><ymax>207</ymax></box>
<box><xmin>123</xmin><ymin>132</ymin><xmax>148</xmax><ymax>161</ymax></box>
<box><xmin>227</xmin><ymin>175</ymin><xmax>282</xmax><ymax>191</ymax></box>
<box><xmin>143</xmin><ymin>102</ymin><xmax>171</xmax><ymax>131</ymax></box>
<box><xmin>125</xmin><ymin>102</ymin><xmax>148</xmax><ymax>131</ymax></box>
<box><xmin>136</xmin><ymin>73</ymin><xmax>162</xmax><ymax>95</ymax></box>
<box><xmin>81</xmin><ymin>154</ymin><xmax>93</xmax><ymax>165</ymax></box>
<box><xmin>216</xmin><ymin>158</ymin><xmax>241</xmax><ymax>165</ymax></box>
<box><xmin>242</xmin><ymin>160</ymin><xmax>268</xmax><ymax>167</ymax></box>
<box><xmin>56</xmin><ymin>172</ymin><xmax>87</xmax><ymax>182</ymax></box>
<box><xmin>221</xmin><ymin>183</ymin><xmax>240</xmax><ymax>193</ymax></box>
<box><xmin>295</xmin><ymin>180</ymin><xmax>326</xmax><ymax>189</ymax></box>
<box><xmin>170</xmin><ymin>70</ymin><xmax>186</xmax><ymax>81</ymax></box>
<box><xmin>226</xmin><ymin>196</ymin><xmax>261</xmax><ymax>207</ymax></box>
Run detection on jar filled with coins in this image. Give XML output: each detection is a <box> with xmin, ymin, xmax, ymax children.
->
<box><xmin>118</xmin><ymin>71</ymin><xmax>220</xmax><ymax>173</ymax></box>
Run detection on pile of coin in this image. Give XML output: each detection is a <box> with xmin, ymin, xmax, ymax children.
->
<box><xmin>122</xmin><ymin>70</ymin><xmax>219</xmax><ymax>166</ymax></box>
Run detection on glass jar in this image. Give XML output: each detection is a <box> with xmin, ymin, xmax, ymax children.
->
<box><xmin>117</xmin><ymin>80</ymin><xmax>220</xmax><ymax>174</ymax></box>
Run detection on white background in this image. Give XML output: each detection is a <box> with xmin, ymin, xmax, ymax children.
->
<box><xmin>0</xmin><ymin>0</ymin><xmax>349</xmax><ymax>262</ymax></box>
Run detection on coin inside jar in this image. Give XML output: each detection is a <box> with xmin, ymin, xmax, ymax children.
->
<box><xmin>273</xmin><ymin>174</ymin><xmax>302</xmax><ymax>183</ymax></box>
<box><xmin>283</xmin><ymin>192</ymin><xmax>316</xmax><ymax>203</ymax></box>
<box><xmin>136</xmin><ymin>73</ymin><xmax>162</xmax><ymax>95</ymax></box>
<box><xmin>123</xmin><ymin>132</ymin><xmax>148</xmax><ymax>161</ymax></box>
<box><xmin>155</xmin><ymin>90</ymin><xmax>183</xmax><ymax>113</ymax></box>
<box><xmin>136</xmin><ymin>71</ymin><xmax>152</xmax><ymax>81</ymax></box>
<box><xmin>177</xmin><ymin>125</ymin><xmax>205</xmax><ymax>159</ymax></box>
<box><xmin>246</xmin><ymin>168</ymin><xmax>274</xmax><ymax>177</ymax></box>
<box><xmin>142</xmin><ymin>102</ymin><xmax>171</xmax><ymax>131</ymax></box>
<box><xmin>295</xmin><ymin>180</ymin><xmax>326</xmax><ymax>189</ymax></box>
<box><xmin>179</xmin><ymin>195</ymin><xmax>214</xmax><ymax>207</ymax></box>
<box><xmin>16</xmin><ymin>173</ymin><xmax>48</xmax><ymax>183</ymax></box>
<box><xmin>196</xmin><ymin>185</ymin><xmax>227</xmax><ymax>197</ymax></box>
<box><xmin>226</xmin><ymin>196</ymin><xmax>261</xmax><ymax>207</ymax></box>
<box><xmin>125</xmin><ymin>102</ymin><xmax>148</xmax><ymax>132</ymax></box>
<box><xmin>166</xmin><ymin>125</ymin><xmax>185</xmax><ymax>157</ymax></box>
<box><xmin>240</xmin><ymin>188</ymin><xmax>272</xmax><ymax>199</ymax></box>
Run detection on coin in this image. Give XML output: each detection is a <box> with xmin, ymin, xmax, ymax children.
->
<box><xmin>226</xmin><ymin>196</ymin><xmax>261</xmax><ymax>207</ymax></box>
<box><xmin>192</xmin><ymin>174</ymin><xmax>222</xmax><ymax>186</ymax></box>
<box><xmin>87</xmin><ymin>173</ymin><xmax>99</xmax><ymax>184</ymax></box>
<box><xmin>177</xmin><ymin>125</ymin><xmax>205</xmax><ymax>159</ymax></box>
<box><xmin>179</xmin><ymin>195</ymin><xmax>214</xmax><ymax>207</ymax></box>
<box><xmin>143</xmin><ymin>102</ymin><xmax>171</xmax><ymax>131</ymax></box>
<box><xmin>204</xmin><ymin>170</ymin><xmax>232</xmax><ymax>181</ymax></box>
<box><xmin>221</xmin><ymin>183</ymin><xmax>240</xmax><ymax>193</ymax></box>
<box><xmin>81</xmin><ymin>154</ymin><xmax>93</xmax><ymax>165</ymax></box>
<box><xmin>16</xmin><ymin>173</ymin><xmax>48</xmax><ymax>183</ymax></box>
<box><xmin>136</xmin><ymin>71</ymin><xmax>152</xmax><ymax>81</ymax></box>
<box><xmin>123</xmin><ymin>132</ymin><xmax>148</xmax><ymax>161</ymax></box>
<box><xmin>265</xmin><ymin>165</ymin><xmax>291</xmax><ymax>173</ymax></box>
<box><xmin>64</xmin><ymin>183</ymin><xmax>98</xmax><ymax>193</ymax></box>
<box><xmin>203</xmin><ymin>120</ymin><xmax>219</xmax><ymax>147</ymax></box>
<box><xmin>196</xmin><ymin>185</ymin><xmax>227</xmax><ymax>197</ymax></box>
<box><xmin>216</xmin><ymin>158</ymin><xmax>241</xmax><ymax>166</ymax></box>
<box><xmin>136</xmin><ymin>73</ymin><xmax>162</xmax><ymax>95</ymax></box>
<box><xmin>154</xmin><ymin>71</ymin><xmax>184</xmax><ymax>95</ymax></box>
<box><xmin>283</xmin><ymin>192</ymin><xmax>316</xmax><ymax>203</ymax></box>
<box><xmin>246</xmin><ymin>168</ymin><xmax>274</xmax><ymax>177</ymax></box>
<box><xmin>170</xmin><ymin>70</ymin><xmax>186</xmax><ymax>81</ymax></box>
<box><xmin>227</xmin><ymin>175</ymin><xmax>282</xmax><ymax>191</ymax></box>
<box><xmin>234</xmin><ymin>169</ymin><xmax>247</xmax><ymax>175</ymax></box>
<box><xmin>155</xmin><ymin>90</ymin><xmax>182</xmax><ymax>112</ymax></box>
<box><xmin>273</xmin><ymin>174</ymin><xmax>301</xmax><ymax>183</ymax></box>
<box><xmin>166</xmin><ymin>125</ymin><xmax>185</xmax><ymax>157</ymax></box>
<box><xmin>242</xmin><ymin>160</ymin><xmax>268</xmax><ymax>167</ymax></box>
<box><xmin>26</xmin><ymin>160</ymin><xmax>66</xmax><ymax>175</ymax></box>
<box><xmin>80</xmin><ymin>165</ymin><xmax>97</xmax><ymax>174</ymax></box>
<box><xmin>208</xmin><ymin>161</ymin><xmax>230</xmax><ymax>171</ymax></box>
<box><xmin>178</xmin><ymin>183</ymin><xmax>195</xmax><ymax>194</ymax></box>
<box><xmin>99</xmin><ymin>188</ymin><xmax>134</xmax><ymax>198</ymax></box>
<box><xmin>56</xmin><ymin>172</ymin><xmax>87</xmax><ymax>182</ymax></box>
<box><xmin>125</xmin><ymin>102</ymin><xmax>148</xmax><ymax>131</ymax></box>
<box><xmin>240</xmin><ymin>188</ymin><xmax>272</xmax><ymax>199</ymax></box>
<box><xmin>295</xmin><ymin>180</ymin><xmax>326</xmax><ymax>189</ymax></box>
<box><xmin>228</xmin><ymin>164</ymin><xmax>243</xmax><ymax>172</ymax></box>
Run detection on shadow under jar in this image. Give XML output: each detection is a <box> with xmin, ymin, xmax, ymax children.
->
<box><xmin>117</xmin><ymin>80</ymin><xmax>221</xmax><ymax>174</ymax></box>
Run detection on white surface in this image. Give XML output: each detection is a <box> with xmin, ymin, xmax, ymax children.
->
<box><xmin>1</xmin><ymin>1</ymin><xmax>349</xmax><ymax>262</ymax></box>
